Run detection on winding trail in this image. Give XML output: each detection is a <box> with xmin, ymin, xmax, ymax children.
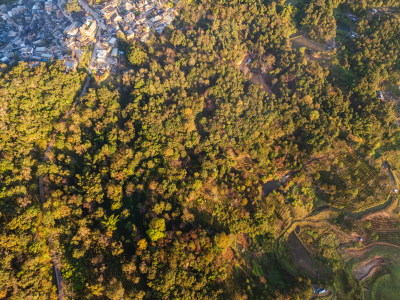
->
<box><xmin>39</xmin><ymin>2</ymin><xmax>102</xmax><ymax>298</ymax></box>
<box><xmin>344</xmin><ymin>242</ymin><xmax>400</xmax><ymax>256</ymax></box>
<box><xmin>38</xmin><ymin>76</ymin><xmax>91</xmax><ymax>300</ymax></box>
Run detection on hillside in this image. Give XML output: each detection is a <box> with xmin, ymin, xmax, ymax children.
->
<box><xmin>0</xmin><ymin>0</ymin><xmax>400</xmax><ymax>299</ymax></box>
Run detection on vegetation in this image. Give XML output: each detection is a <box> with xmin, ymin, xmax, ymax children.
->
<box><xmin>0</xmin><ymin>0</ymin><xmax>400</xmax><ymax>298</ymax></box>
<box><xmin>312</xmin><ymin>151</ymin><xmax>392</xmax><ymax>212</ymax></box>
<box><xmin>65</xmin><ymin>0</ymin><xmax>82</xmax><ymax>14</ymax></box>
<box><xmin>298</xmin><ymin>0</ymin><xmax>343</xmax><ymax>42</ymax></box>
<box><xmin>0</xmin><ymin>62</ymin><xmax>84</xmax><ymax>298</ymax></box>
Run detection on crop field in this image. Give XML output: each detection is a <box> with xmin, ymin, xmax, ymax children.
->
<box><xmin>361</xmin><ymin>216</ymin><xmax>400</xmax><ymax>246</ymax></box>
<box><xmin>297</xmin><ymin>223</ymin><xmax>342</xmax><ymax>257</ymax></box>
<box><xmin>312</xmin><ymin>152</ymin><xmax>392</xmax><ymax>213</ymax></box>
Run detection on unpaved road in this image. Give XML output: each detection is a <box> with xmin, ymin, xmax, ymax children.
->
<box><xmin>39</xmin><ymin>64</ymin><xmax>91</xmax><ymax>300</ymax></box>
<box><xmin>382</xmin><ymin>161</ymin><xmax>396</xmax><ymax>185</ymax></box>
<box><xmin>354</xmin><ymin>257</ymin><xmax>385</xmax><ymax>281</ymax></box>
<box><xmin>251</xmin><ymin>72</ymin><xmax>273</xmax><ymax>95</ymax></box>
<box><xmin>344</xmin><ymin>242</ymin><xmax>400</xmax><ymax>258</ymax></box>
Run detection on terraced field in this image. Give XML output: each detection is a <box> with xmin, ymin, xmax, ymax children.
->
<box><xmin>314</xmin><ymin>152</ymin><xmax>392</xmax><ymax>212</ymax></box>
<box><xmin>275</xmin><ymin>148</ymin><xmax>398</xmax><ymax>298</ymax></box>
<box><xmin>363</xmin><ymin>216</ymin><xmax>400</xmax><ymax>246</ymax></box>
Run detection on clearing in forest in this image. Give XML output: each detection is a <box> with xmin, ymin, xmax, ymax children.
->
<box><xmin>290</xmin><ymin>34</ymin><xmax>333</xmax><ymax>63</ymax></box>
<box><xmin>290</xmin><ymin>35</ymin><xmax>326</xmax><ymax>52</ymax></box>
<box><xmin>286</xmin><ymin>231</ymin><xmax>324</xmax><ymax>279</ymax></box>
<box><xmin>236</xmin><ymin>54</ymin><xmax>274</xmax><ymax>95</ymax></box>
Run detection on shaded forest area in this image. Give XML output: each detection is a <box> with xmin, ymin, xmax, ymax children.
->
<box><xmin>1</xmin><ymin>0</ymin><xmax>400</xmax><ymax>299</ymax></box>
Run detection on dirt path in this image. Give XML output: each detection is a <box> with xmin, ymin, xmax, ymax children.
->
<box><xmin>39</xmin><ymin>75</ymin><xmax>90</xmax><ymax>300</ymax></box>
<box><xmin>344</xmin><ymin>242</ymin><xmax>400</xmax><ymax>258</ymax></box>
<box><xmin>353</xmin><ymin>257</ymin><xmax>385</xmax><ymax>281</ymax></box>
<box><xmin>362</xmin><ymin>197</ymin><xmax>398</xmax><ymax>221</ymax></box>
<box><xmin>251</xmin><ymin>72</ymin><xmax>273</xmax><ymax>95</ymax></box>
<box><xmin>236</xmin><ymin>55</ymin><xmax>273</xmax><ymax>96</ymax></box>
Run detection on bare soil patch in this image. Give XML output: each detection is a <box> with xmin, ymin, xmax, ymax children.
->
<box><xmin>353</xmin><ymin>257</ymin><xmax>385</xmax><ymax>281</ymax></box>
<box><xmin>290</xmin><ymin>35</ymin><xmax>326</xmax><ymax>52</ymax></box>
<box><xmin>237</xmin><ymin>54</ymin><xmax>273</xmax><ymax>95</ymax></box>
<box><xmin>287</xmin><ymin>231</ymin><xmax>319</xmax><ymax>278</ymax></box>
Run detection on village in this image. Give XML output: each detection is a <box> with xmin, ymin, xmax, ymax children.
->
<box><xmin>0</xmin><ymin>0</ymin><xmax>178</xmax><ymax>78</ymax></box>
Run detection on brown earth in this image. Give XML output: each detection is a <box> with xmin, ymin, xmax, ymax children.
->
<box><xmin>353</xmin><ymin>257</ymin><xmax>385</xmax><ymax>281</ymax></box>
<box><xmin>287</xmin><ymin>231</ymin><xmax>319</xmax><ymax>278</ymax></box>
<box><xmin>290</xmin><ymin>35</ymin><xmax>326</xmax><ymax>52</ymax></box>
<box><xmin>344</xmin><ymin>243</ymin><xmax>400</xmax><ymax>258</ymax></box>
<box><xmin>236</xmin><ymin>54</ymin><xmax>274</xmax><ymax>95</ymax></box>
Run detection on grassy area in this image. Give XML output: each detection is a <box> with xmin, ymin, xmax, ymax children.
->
<box><xmin>386</xmin><ymin>83</ymin><xmax>400</xmax><ymax>97</ymax></box>
<box><xmin>370</xmin><ymin>274</ymin><xmax>398</xmax><ymax>300</ymax></box>
<box><xmin>287</xmin><ymin>0</ymin><xmax>300</xmax><ymax>6</ymax></box>
<box><xmin>291</xmin><ymin>35</ymin><xmax>326</xmax><ymax>52</ymax></box>
<box><xmin>335</xmin><ymin>30</ymin><xmax>348</xmax><ymax>43</ymax></box>
<box><xmin>333</xmin><ymin>268</ymin><xmax>363</xmax><ymax>300</ymax></box>
<box><xmin>329</xmin><ymin>65</ymin><xmax>357</xmax><ymax>91</ymax></box>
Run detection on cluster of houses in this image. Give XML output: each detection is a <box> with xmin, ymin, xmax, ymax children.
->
<box><xmin>0</xmin><ymin>0</ymin><xmax>178</xmax><ymax>77</ymax></box>
<box><xmin>98</xmin><ymin>0</ymin><xmax>177</xmax><ymax>43</ymax></box>
<box><xmin>0</xmin><ymin>0</ymin><xmax>74</xmax><ymax>66</ymax></box>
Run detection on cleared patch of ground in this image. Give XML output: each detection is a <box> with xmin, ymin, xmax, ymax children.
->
<box><xmin>353</xmin><ymin>257</ymin><xmax>385</xmax><ymax>281</ymax></box>
<box><xmin>236</xmin><ymin>54</ymin><xmax>274</xmax><ymax>95</ymax></box>
<box><xmin>290</xmin><ymin>35</ymin><xmax>327</xmax><ymax>52</ymax></box>
<box><xmin>262</xmin><ymin>180</ymin><xmax>280</xmax><ymax>196</ymax></box>
<box><xmin>239</xmin><ymin>64</ymin><xmax>273</xmax><ymax>95</ymax></box>
<box><xmin>287</xmin><ymin>231</ymin><xmax>319</xmax><ymax>278</ymax></box>
<box><xmin>290</xmin><ymin>34</ymin><xmax>335</xmax><ymax>63</ymax></box>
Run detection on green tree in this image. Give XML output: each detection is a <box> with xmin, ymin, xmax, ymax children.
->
<box><xmin>146</xmin><ymin>218</ymin><xmax>166</xmax><ymax>242</ymax></box>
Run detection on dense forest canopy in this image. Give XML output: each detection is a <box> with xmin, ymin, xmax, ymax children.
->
<box><xmin>1</xmin><ymin>0</ymin><xmax>400</xmax><ymax>299</ymax></box>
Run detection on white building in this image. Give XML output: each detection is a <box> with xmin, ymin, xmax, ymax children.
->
<box><xmin>111</xmin><ymin>48</ymin><xmax>118</xmax><ymax>57</ymax></box>
<box><xmin>108</xmin><ymin>37</ymin><xmax>117</xmax><ymax>46</ymax></box>
<box><xmin>97</xmin><ymin>49</ymin><xmax>107</xmax><ymax>63</ymax></box>
<box><xmin>65</xmin><ymin>22</ymin><xmax>79</xmax><ymax>36</ymax></box>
